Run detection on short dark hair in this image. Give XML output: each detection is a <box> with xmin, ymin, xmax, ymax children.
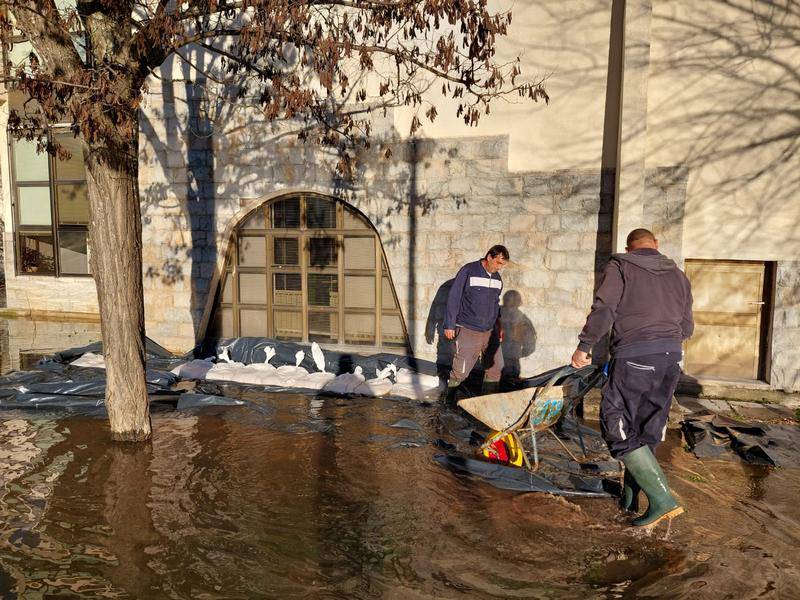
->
<box><xmin>626</xmin><ymin>228</ymin><xmax>656</xmax><ymax>248</ymax></box>
<box><xmin>485</xmin><ymin>244</ymin><xmax>510</xmax><ymax>260</ymax></box>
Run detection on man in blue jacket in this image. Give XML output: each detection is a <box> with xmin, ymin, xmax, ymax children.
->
<box><xmin>443</xmin><ymin>245</ymin><xmax>509</xmax><ymax>404</ymax></box>
<box><xmin>571</xmin><ymin>228</ymin><xmax>693</xmax><ymax>529</ymax></box>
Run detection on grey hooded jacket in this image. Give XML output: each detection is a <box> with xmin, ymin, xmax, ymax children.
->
<box><xmin>577</xmin><ymin>248</ymin><xmax>694</xmax><ymax>359</ymax></box>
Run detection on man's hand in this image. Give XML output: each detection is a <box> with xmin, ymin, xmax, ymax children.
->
<box><xmin>571</xmin><ymin>349</ymin><xmax>591</xmax><ymax>368</ymax></box>
<box><xmin>444</xmin><ymin>329</ymin><xmax>456</xmax><ymax>340</ymax></box>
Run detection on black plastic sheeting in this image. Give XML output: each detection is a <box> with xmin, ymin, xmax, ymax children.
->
<box><xmin>682</xmin><ymin>413</ymin><xmax>800</xmax><ymax>468</ymax></box>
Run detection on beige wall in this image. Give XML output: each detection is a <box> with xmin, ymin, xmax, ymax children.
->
<box><xmin>646</xmin><ymin>0</ymin><xmax>800</xmax><ymax>260</ymax></box>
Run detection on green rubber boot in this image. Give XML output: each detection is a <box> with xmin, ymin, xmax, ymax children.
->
<box><xmin>481</xmin><ymin>380</ymin><xmax>500</xmax><ymax>396</ymax></box>
<box><xmin>621</xmin><ymin>469</ymin><xmax>641</xmax><ymax>513</ymax></box>
<box><xmin>621</xmin><ymin>446</ymin><xmax>684</xmax><ymax>528</ymax></box>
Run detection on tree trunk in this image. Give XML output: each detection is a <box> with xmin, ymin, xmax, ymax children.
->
<box><xmin>85</xmin><ymin>126</ymin><xmax>151</xmax><ymax>442</ymax></box>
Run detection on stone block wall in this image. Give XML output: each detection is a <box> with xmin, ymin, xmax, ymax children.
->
<box><xmin>771</xmin><ymin>261</ymin><xmax>800</xmax><ymax>392</ymax></box>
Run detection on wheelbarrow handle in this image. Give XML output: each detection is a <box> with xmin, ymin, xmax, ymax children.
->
<box><xmin>535</xmin><ymin>364</ymin><xmax>576</xmax><ymax>399</ymax></box>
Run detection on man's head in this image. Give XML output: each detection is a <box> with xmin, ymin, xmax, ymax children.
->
<box><xmin>483</xmin><ymin>245</ymin><xmax>509</xmax><ymax>273</ymax></box>
<box><xmin>625</xmin><ymin>228</ymin><xmax>658</xmax><ymax>252</ymax></box>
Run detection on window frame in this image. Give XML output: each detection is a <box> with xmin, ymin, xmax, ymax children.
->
<box><xmin>8</xmin><ymin>129</ymin><xmax>92</xmax><ymax>278</ymax></box>
<box><xmin>214</xmin><ymin>194</ymin><xmax>409</xmax><ymax>351</ymax></box>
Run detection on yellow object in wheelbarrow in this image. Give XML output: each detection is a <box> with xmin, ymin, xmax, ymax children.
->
<box><xmin>458</xmin><ymin>366</ymin><xmax>583</xmax><ymax>470</ymax></box>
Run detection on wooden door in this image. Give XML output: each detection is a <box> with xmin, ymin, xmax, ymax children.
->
<box><xmin>683</xmin><ymin>260</ymin><xmax>770</xmax><ymax>381</ymax></box>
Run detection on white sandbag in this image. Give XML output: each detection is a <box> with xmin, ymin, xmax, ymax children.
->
<box><xmin>394</xmin><ymin>368</ymin><xmax>440</xmax><ymax>389</ymax></box>
<box><xmin>376</xmin><ymin>363</ymin><xmax>398</xmax><ymax>380</ymax></box>
<box><xmin>354</xmin><ymin>378</ymin><xmax>393</xmax><ymax>397</ymax></box>
<box><xmin>205</xmin><ymin>362</ymin><xmax>246</xmax><ymax>381</ymax></box>
<box><xmin>322</xmin><ymin>367</ymin><xmax>366</xmax><ymax>395</ymax></box>
<box><xmin>171</xmin><ymin>359</ymin><xmax>214</xmax><ymax>379</ymax></box>
<box><xmin>294</xmin><ymin>350</ymin><xmax>305</xmax><ymax>366</ymax></box>
<box><xmin>389</xmin><ymin>382</ymin><xmax>441</xmax><ymax>401</ymax></box>
<box><xmin>311</xmin><ymin>342</ymin><xmax>326</xmax><ymax>372</ymax></box>
<box><xmin>70</xmin><ymin>352</ymin><xmax>106</xmax><ymax>369</ymax></box>
<box><xmin>276</xmin><ymin>365</ymin><xmax>310</xmax><ymax>386</ymax></box>
<box><xmin>294</xmin><ymin>371</ymin><xmax>336</xmax><ymax>390</ymax></box>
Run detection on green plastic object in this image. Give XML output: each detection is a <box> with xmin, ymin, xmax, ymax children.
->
<box><xmin>622</xmin><ymin>445</ymin><xmax>684</xmax><ymax>527</ymax></box>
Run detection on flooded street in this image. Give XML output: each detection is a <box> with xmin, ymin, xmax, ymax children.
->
<box><xmin>0</xmin><ymin>319</ymin><xmax>799</xmax><ymax>598</ymax></box>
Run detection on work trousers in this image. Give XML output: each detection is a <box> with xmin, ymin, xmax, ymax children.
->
<box><xmin>600</xmin><ymin>352</ymin><xmax>682</xmax><ymax>459</ymax></box>
<box><xmin>449</xmin><ymin>326</ymin><xmax>504</xmax><ymax>384</ymax></box>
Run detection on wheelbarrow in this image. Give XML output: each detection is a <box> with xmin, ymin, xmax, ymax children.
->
<box><xmin>457</xmin><ymin>365</ymin><xmax>603</xmax><ymax>470</ymax></box>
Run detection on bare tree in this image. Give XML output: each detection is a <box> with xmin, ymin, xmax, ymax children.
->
<box><xmin>0</xmin><ymin>0</ymin><xmax>548</xmax><ymax>441</ymax></box>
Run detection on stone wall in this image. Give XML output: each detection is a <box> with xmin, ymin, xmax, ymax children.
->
<box><xmin>771</xmin><ymin>261</ymin><xmax>800</xmax><ymax>392</ymax></box>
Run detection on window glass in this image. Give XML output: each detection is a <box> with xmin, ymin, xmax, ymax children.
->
<box><xmin>273</xmin><ymin>238</ymin><xmax>299</xmax><ymax>266</ymax></box>
<box><xmin>382</xmin><ymin>276</ymin><xmax>399</xmax><ymax>310</ymax></box>
<box><xmin>343</xmin><ymin>208</ymin><xmax>369</xmax><ymax>230</ymax></box>
<box><xmin>306</xmin><ymin>197</ymin><xmax>336</xmax><ymax>228</ymax></box>
<box><xmin>273</xmin><ymin>273</ymin><xmax>302</xmax><ymax>306</ymax></box>
<box><xmin>221</xmin><ymin>273</ymin><xmax>233</xmax><ymax>303</ymax></box>
<box><xmin>344</xmin><ymin>237</ymin><xmax>375</xmax><ymax>270</ymax></box>
<box><xmin>18</xmin><ymin>186</ymin><xmax>52</xmax><ymax>226</ymax></box>
<box><xmin>239</xmin><ymin>273</ymin><xmax>267</xmax><ymax>304</ymax></box>
<box><xmin>53</xmin><ymin>133</ymin><xmax>86</xmax><ymax>180</ymax></box>
<box><xmin>240</xmin><ymin>309</ymin><xmax>268</xmax><ymax>336</ymax></box>
<box><xmin>240</xmin><ymin>207</ymin><xmax>265</xmax><ymax>230</ymax></box>
<box><xmin>274</xmin><ymin>310</ymin><xmax>302</xmax><ymax>340</ymax></box>
<box><xmin>58</xmin><ymin>229</ymin><xmax>89</xmax><ymax>274</ymax></box>
<box><xmin>345</xmin><ymin>313</ymin><xmax>375</xmax><ymax>345</ymax></box>
<box><xmin>308</xmin><ymin>237</ymin><xmax>337</xmax><ymax>267</ymax></box>
<box><xmin>19</xmin><ymin>233</ymin><xmax>55</xmax><ymax>273</ymax></box>
<box><xmin>382</xmin><ymin>315</ymin><xmax>406</xmax><ymax>346</ymax></box>
<box><xmin>308</xmin><ymin>312</ymin><xmax>338</xmax><ymax>343</ymax></box>
<box><xmin>345</xmin><ymin>275</ymin><xmax>375</xmax><ymax>308</ymax></box>
<box><xmin>238</xmin><ymin>236</ymin><xmax>266</xmax><ymax>266</ymax></box>
<box><xmin>56</xmin><ymin>183</ymin><xmax>89</xmax><ymax>224</ymax></box>
<box><xmin>13</xmin><ymin>139</ymin><xmax>49</xmax><ymax>181</ymax></box>
<box><xmin>213</xmin><ymin>308</ymin><xmax>234</xmax><ymax>338</ymax></box>
<box><xmin>308</xmin><ymin>274</ymin><xmax>338</xmax><ymax>307</ymax></box>
<box><xmin>270</xmin><ymin>198</ymin><xmax>300</xmax><ymax>228</ymax></box>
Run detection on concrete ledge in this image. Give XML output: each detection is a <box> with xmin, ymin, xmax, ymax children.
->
<box><xmin>677</xmin><ymin>376</ymin><xmax>800</xmax><ymax>408</ymax></box>
<box><xmin>0</xmin><ymin>308</ymin><xmax>101</xmax><ymax>323</ymax></box>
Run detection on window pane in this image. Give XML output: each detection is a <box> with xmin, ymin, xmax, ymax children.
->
<box><xmin>221</xmin><ymin>273</ymin><xmax>233</xmax><ymax>303</ymax></box>
<box><xmin>309</xmin><ymin>312</ymin><xmax>339</xmax><ymax>343</ymax></box>
<box><xmin>18</xmin><ymin>186</ymin><xmax>52</xmax><ymax>226</ymax></box>
<box><xmin>240</xmin><ymin>309</ymin><xmax>268</xmax><ymax>336</ymax></box>
<box><xmin>273</xmin><ymin>238</ymin><xmax>299</xmax><ymax>266</ymax></box>
<box><xmin>306</xmin><ymin>197</ymin><xmax>336</xmax><ymax>228</ymax></box>
<box><xmin>345</xmin><ymin>313</ymin><xmax>375</xmax><ymax>345</ymax></box>
<box><xmin>274</xmin><ymin>310</ymin><xmax>302</xmax><ymax>340</ymax></box>
<box><xmin>13</xmin><ymin>138</ymin><xmax>49</xmax><ymax>181</ymax></box>
<box><xmin>211</xmin><ymin>307</ymin><xmax>234</xmax><ymax>338</ymax></box>
<box><xmin>274</xmin><ymin>273</ymin><xmax>302</xmax><ymax>306</ymax></box>
<box><xmin>308</xmin><ymin>237</ymin><xmax>336</xmax><ymax>267</ymax></box>
<box><xmin>58</xmin><ymin>229</ymin><xmax>89</xmax><ymax>274</ymax></box>
<box><xmin>238</xmin><ymin>236</ymin><xmax>266</xmax><ymax>266</ymax></box>
<box><xmin>345</xmin><ymin>275</ymin><xmax>375</xmax><ymax>308</ymax></box>
<box><xmin>344</xmin><ymin>237</ymin><xmax>375</xmax><ymax>270</ymax></box>
<box><xmin>53</xmin><ymin>133</ymin><xmax>86</xmax><ymax>180</ymax></box>
<box><xmin>56</xmin><ymin>183</ymin><xmax>89</xmax><ymax>224</ymax></box>
<box><xmin>240</xmin><ymin>207</ymin><xmax>265</xmax><ymax>229</ymax></box>
<box><xmin>382</xmin><ymin>276</ymin><xmax>399</xmax><ymax>310</ymax></box>
<box><xmin>239</xmin><ymin>273</ymin><xmax>267</xmax><ymax>304</ymax></box>
<box><xmin>270</xmin><ymin>198</ymin><xmax>300</xmax><ymax>228</ymax></box>
<box><xmin>308</xmin><ymin>274</ymin><xmax>338</xmax><ymax>307</ymax></box>
<box><xmin>19</xmin><ymin>233</ymin><xmax>55</xmax><ymax>274</ymax></box>
<box><xmin>343</xmin><ymin>208</ymin><xmax>369</xmax><ymax>230</ymax></box>
<box><xmin>382</xmin><ymin>314</ymin><xmax>406</xmax><ymax>346</ymax></box>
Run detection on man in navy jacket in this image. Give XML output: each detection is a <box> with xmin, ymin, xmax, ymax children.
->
<box><xmin>443</xmin><ymin>245</ymin><xmax>509</xmax><ymax>404</ymax></box>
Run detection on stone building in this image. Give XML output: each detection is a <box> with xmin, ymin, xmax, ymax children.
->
<box><xmin>1</xmin><ymin>0</ymin><xmax>798</xmax><ymax>392</ymax></box>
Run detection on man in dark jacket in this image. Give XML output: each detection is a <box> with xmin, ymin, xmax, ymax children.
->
<box><xmin>571</xmin><ymin>228</ymin><xmax>693</xmax><ymax>529</ymax></box>
<box><xmin>443</xmin><ymin>245</ymin><xmax>509</xmax><ymax>403</ymax></box>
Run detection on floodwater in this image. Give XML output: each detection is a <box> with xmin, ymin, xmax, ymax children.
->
<box><xmin>0</xmin><ymin>319</ymin><xmax>799</xmax><ymax>599</ymax></box>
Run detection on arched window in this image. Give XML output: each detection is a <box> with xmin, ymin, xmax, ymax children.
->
<box><xmin>211</xmin><ymin>194</ymin><xmax>407</xmax><ymax>349</ymax></box>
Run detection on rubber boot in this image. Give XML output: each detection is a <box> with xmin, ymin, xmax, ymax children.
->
<box><xmin>481</xmin><ymin>380</ymin><xmax>500</xmax><ymax>396</ymax></box>
<box><xmin>621</xmin><ymin>468</ymin><xmax>641</xmax><ymax>513</ymax></box>
<box><xmin>621</xmin><ymin>446</ymin><xmax>684</xmax><ymax>528</ymax></box>
<box><xmin>443</xmin><ymin>383</ymin><xmax>460</xmax><ymax>406</ymax></box>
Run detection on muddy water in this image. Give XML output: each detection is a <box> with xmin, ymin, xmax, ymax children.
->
<box><xmin>0</xmin><ymin>320</ymin><xmax>798</xmax><ymax>598</ymax></box>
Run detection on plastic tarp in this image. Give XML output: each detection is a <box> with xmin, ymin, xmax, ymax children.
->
<box><xmin>682</xmin><ymin>413</ymin><xmax>800</xmax><ymax>468</ymax></box>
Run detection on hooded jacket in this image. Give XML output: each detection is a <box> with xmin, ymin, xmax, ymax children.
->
<box><xmin>577</xmin><ymin>248</ymin><xmax>693</xmax><ymax>358</ymax></box>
